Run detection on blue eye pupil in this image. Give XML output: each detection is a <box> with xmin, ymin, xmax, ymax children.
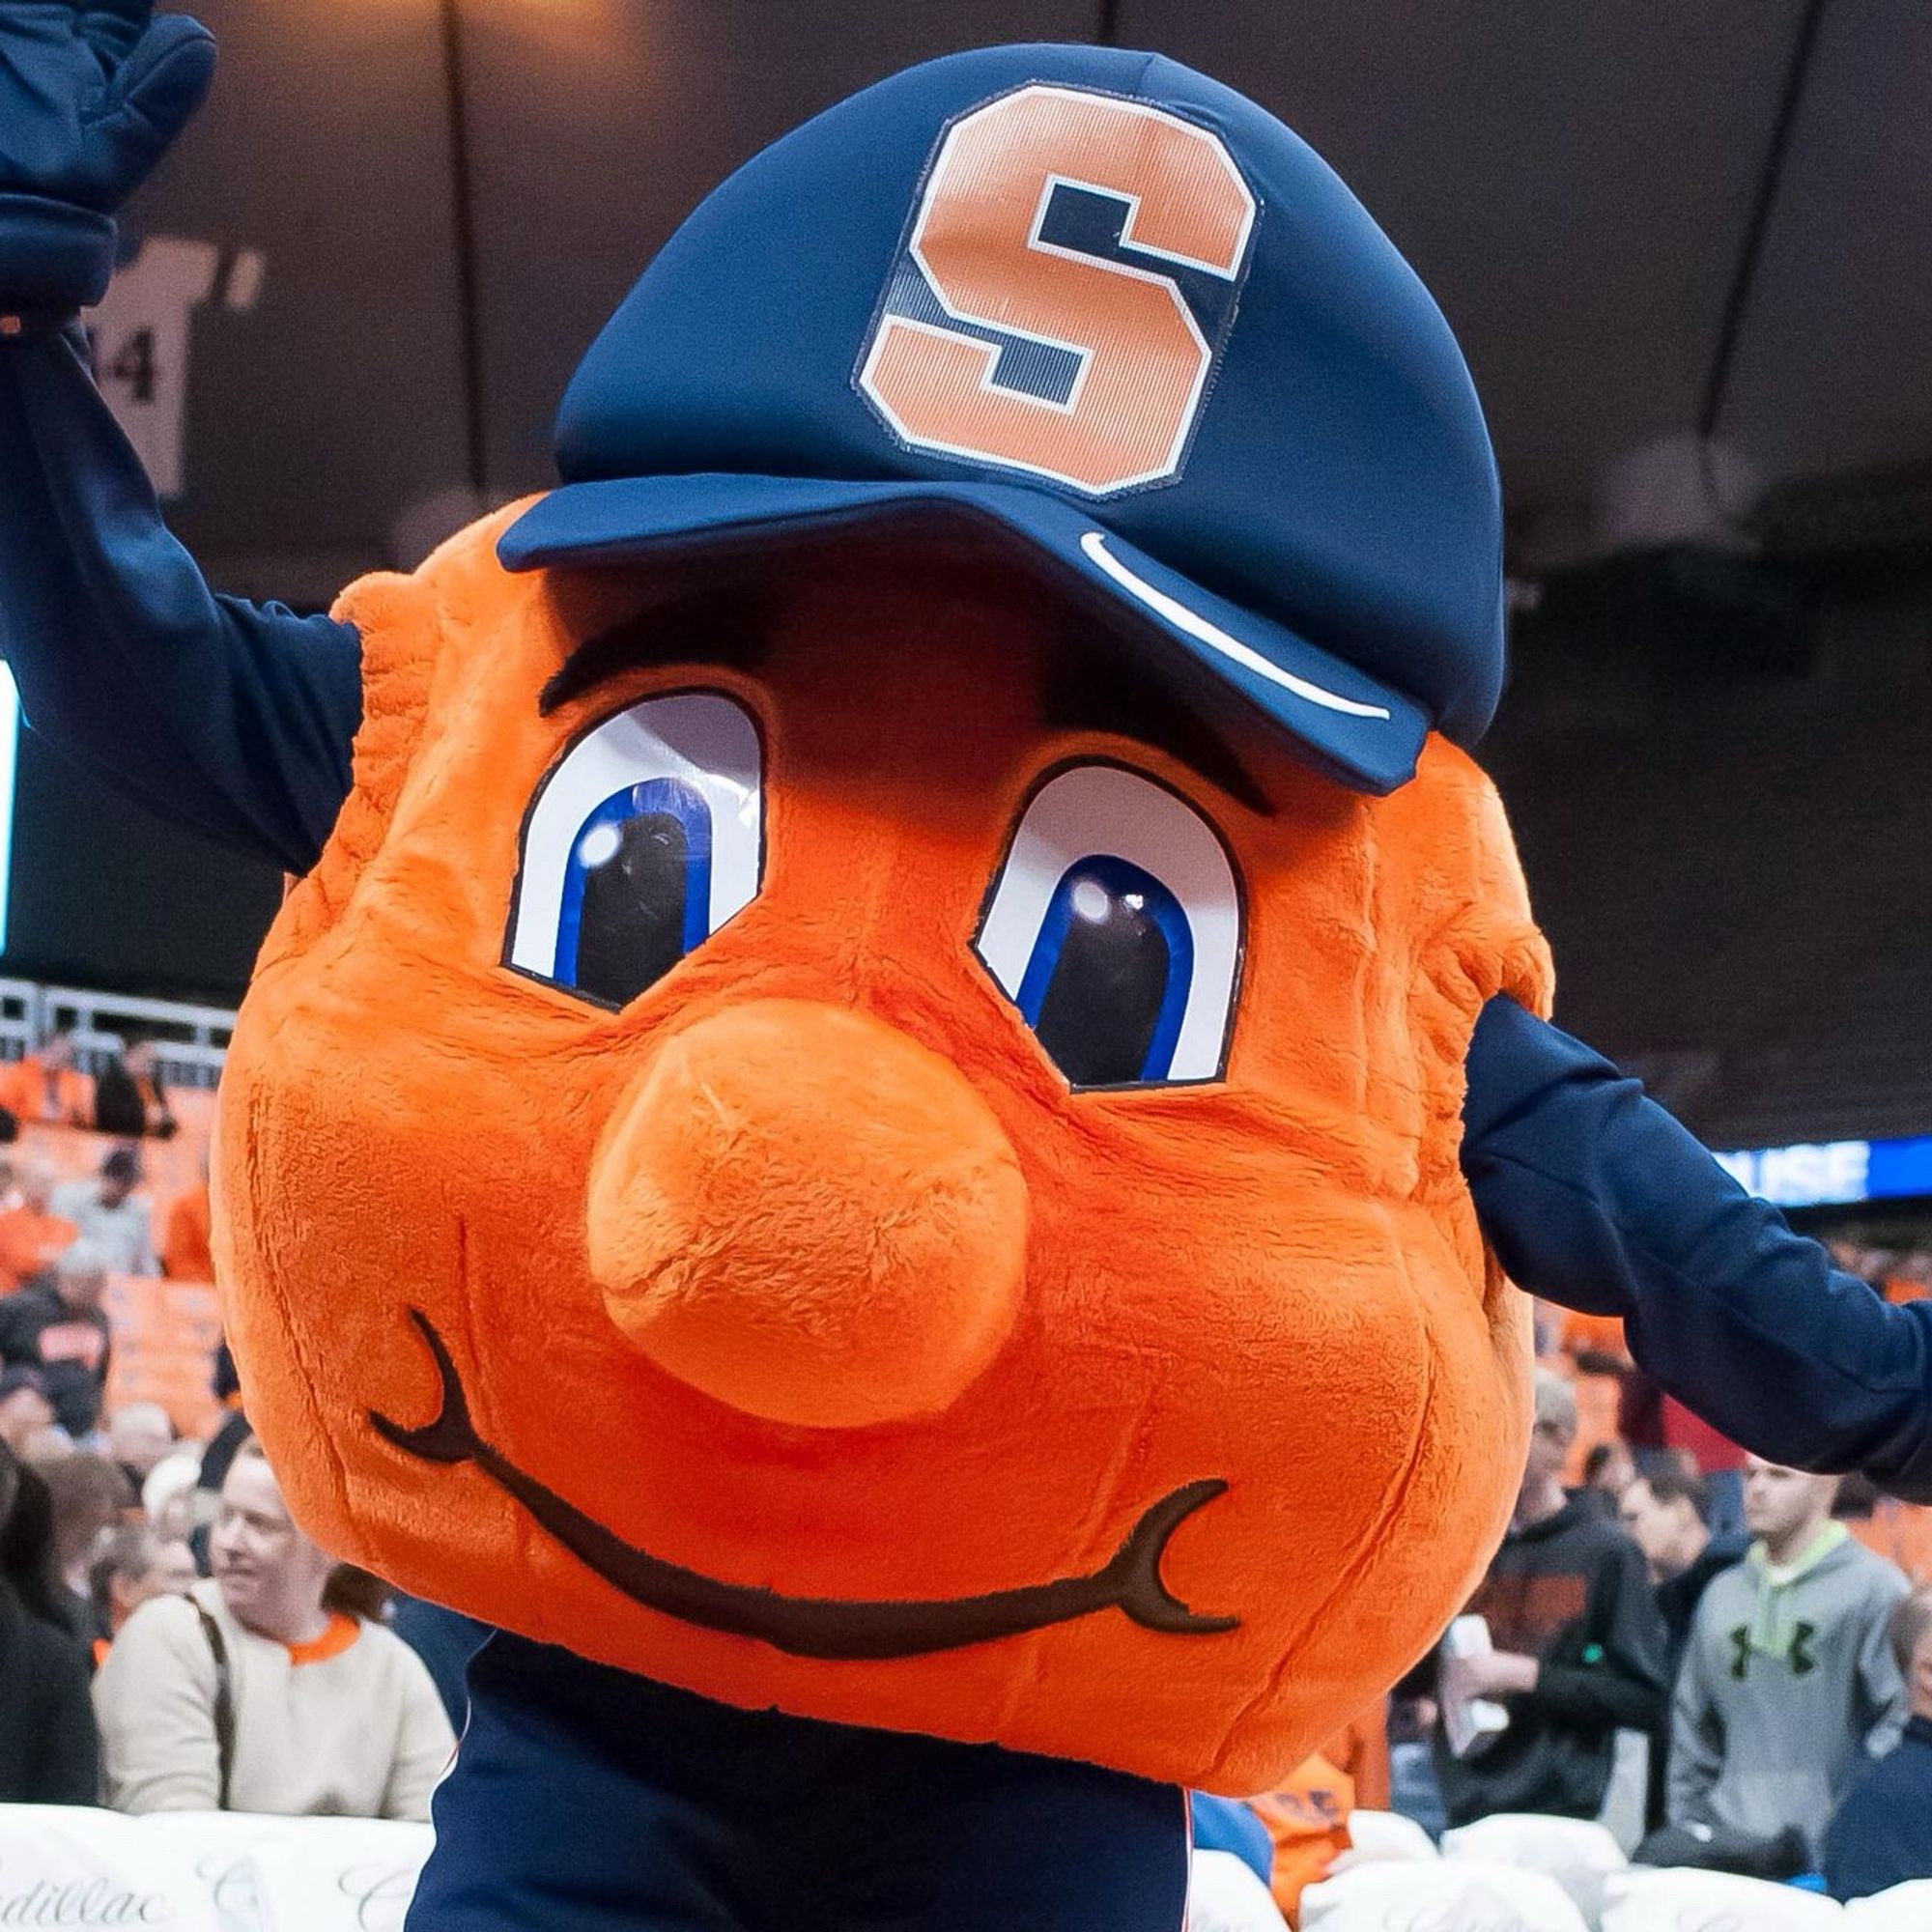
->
<box><xmin>1016</xmin><ymin>857</ymin><xmax>1192</xmax><ymax>1087</ymax></box>
<box><xmin>556</xmin><ymin>779</ymin><xmax>713</xmax><ymax>1008</ymax></box>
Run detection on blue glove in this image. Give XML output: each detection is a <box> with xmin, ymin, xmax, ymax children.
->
<box><xmin>0</xmin><ymin>2</ymin><xmax>216</xmax><ymax>318</ymax></box>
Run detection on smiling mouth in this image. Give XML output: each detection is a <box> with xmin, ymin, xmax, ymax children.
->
<box><xmin>368</xmin><ymin>1309</ymin><xmax>1238</xmax><ymax>1662</ymax></box>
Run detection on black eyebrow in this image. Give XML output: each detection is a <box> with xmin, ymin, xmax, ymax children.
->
<box><xmin>540</xmin><ymin>581</ymin><xmax>1270</xmax><ymax>815</ymax></box>
<box><xmin>539</xmin><ymin>590</ymin><xmax>770</xmax><ymax>715</ymax></box>
<box><xmin>1038</xmin><ymin>630</ymin><xmax>1272</xmax><ymax>816</ymax></box>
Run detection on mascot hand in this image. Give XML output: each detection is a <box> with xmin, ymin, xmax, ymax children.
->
<box><xmin>0</xmin><ymin>2</ymin><xmax>215</xmax><ymax>316</ymax></box>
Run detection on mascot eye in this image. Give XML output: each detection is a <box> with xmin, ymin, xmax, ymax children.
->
<box><xmin>975</xmin><ymin>765</ymin><xmax>1242</xmax><ymax>1088</ymax></box>
<box><xmin>506</xmin><ymin>691</ymin><xmax>763</xmax><ymax>1008</ymax></box>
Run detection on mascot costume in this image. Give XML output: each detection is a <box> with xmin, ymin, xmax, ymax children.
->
<box><xmin>3</xmin><ymin>9</ymin><xmax>1930</xmax><ymax>1926</ymax></box>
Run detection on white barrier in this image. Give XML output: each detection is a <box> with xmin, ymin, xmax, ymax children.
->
<box><xmin>1187</xmin><ymin>1848</ymin><xmax>1285</xmax><ymax>1931</ymax></box>
<box><xmin>237</xmin><ymin>1818</ymin><xmax>433</xmax><ymax>1932</ymax></box>
<box><xmin>8</xmin><ymin>1804</ymin><xmax>1932</xmax><ymax>1928</ymax></box>
<box><xmin>0</xmin><ymin>1806</ymin><xmax>217</xmax><ymax>1931</ymax></box>
<box><xmin>1604</xmin><ymin>1867</ymin><xmax>1843</xmax><ymax>1929</ymax></box>
<box><xmin>1846</xmin><ymin>1879</ymin><xmax>1932</xmax><ymax>1926</ymax></box>
<box><xmin>1301</xmin><ymin>1859</ymin><xmax>1591</xmax><ymax>1931</ymax></box>
<box><xmin>0</xmin><ymin>1809</ymin><xmax>432</xmax><ymax>1932</ymax></box>
<box><xmin>1334</xmin><ymin>1807</ymin><xmax>1439</xmax><ymax>1869</ymax></box>
<box><xmin>1443</xmin><ymin>1814</ymin><xmax>1628</xmax><ymax>1929</ymax></box>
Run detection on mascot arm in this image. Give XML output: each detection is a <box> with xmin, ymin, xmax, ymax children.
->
<box><xmin>1464</xmin><ymin>994</ymin><xmax>1932</xmax><ymax>1500</ymax></box>
<box><xmin>0</xmin><ymin>319</ymin><xmax>360</xmax><ymax>873</ymax></box>
<box><xmin>0</xmin><ymin>1</ymin><xmax>358</xmax><ymax>874</ymax></box>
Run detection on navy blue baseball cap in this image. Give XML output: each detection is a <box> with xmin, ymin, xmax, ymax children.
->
<box><xmin>499</xmin><ymin>43</ymin><xmax>1504</xmax><ymax>794</ymax></box>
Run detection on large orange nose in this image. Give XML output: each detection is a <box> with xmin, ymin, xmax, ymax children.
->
<box><xmin>585</xmin><ymin>1000</ymin><xmax>1029</xmax><ymax>1429</ymax></box>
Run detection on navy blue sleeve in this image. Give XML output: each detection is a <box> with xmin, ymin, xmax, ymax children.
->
<box><xmin>1822</xmin><ymin>1770</ymin><xmax>1901</xmax><ymax>1902</ymax></box>
<box><xmin>0</xmin><ymin>320</ymin><xmax>361</xmax><ymax>875</ymax></box>
<box><xmin>1463</xmin><ymin>995</ymin><xmax>1932</xmax><ymax>1501</ymax></box>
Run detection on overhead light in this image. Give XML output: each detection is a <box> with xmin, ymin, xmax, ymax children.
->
<box><xmin>1590</xmin><ymin>433</ymin><xmax>1763</xmax><ymax>557</ymax></box>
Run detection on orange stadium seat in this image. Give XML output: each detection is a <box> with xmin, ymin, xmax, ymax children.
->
<box><xmin>1849</xmin><ymin>1497</ymin><xmax>1932</xmax><ymax>1586</ymax></box>
<box><xmin>101</xmin><ymin>1272</ymin><xmax>222</xmax><ymax>1439</ymax></box>
<box><xmin>1562</xmin><ymin>1372</ymin><xmax>1623</xmax><ymax>1486</ymax></box>
<box><xmin>14</xmin><ymin>1113</ymin><xmax>210</xmax><ymax>1200</ymax></box>
<box><xmin>6</xmin><ymin>1098</ymin><xmax>224</xmax><ymax>1440</ymax></box>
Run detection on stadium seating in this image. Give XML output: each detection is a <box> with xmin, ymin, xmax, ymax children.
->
<box><xmin>103</xmin><ymin>1274</ymin><xmax>223</xmax><ymax>1438</ymax></box>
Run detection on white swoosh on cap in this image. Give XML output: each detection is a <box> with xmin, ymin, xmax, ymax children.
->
<box><xmin>1079</xmin><ymin>530</ymin><xmax>1392</xmax><ymax>722</ymax></box>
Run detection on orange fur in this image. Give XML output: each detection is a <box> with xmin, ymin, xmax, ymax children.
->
<box><xmin>217</xmin><ymin>506</ymin><xmax>1551</xmax><ymax>1791</ymax></box>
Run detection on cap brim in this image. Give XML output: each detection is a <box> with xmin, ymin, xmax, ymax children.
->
<box><xmin>498</xmin><ymin>476</ymin><xmax>1427</xmax><ymax>795</ymax></box>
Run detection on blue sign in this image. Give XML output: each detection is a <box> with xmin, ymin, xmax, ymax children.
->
<box><xmin>1716</xmin><ymin>1135</ymin><xmax>1932</xmax><ymax>1208</ymax></box>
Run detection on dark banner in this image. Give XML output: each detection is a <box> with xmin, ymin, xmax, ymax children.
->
<box><xmin>1</xmin><ymin>719</ymin><xmax>280</xmax><ymax>1006</ymax></box>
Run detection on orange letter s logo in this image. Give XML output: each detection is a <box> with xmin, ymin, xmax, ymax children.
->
<box><xmin>857</xmin><ymin>85</ymin><xmax>1258</xmax><ymax>497</ymax></box>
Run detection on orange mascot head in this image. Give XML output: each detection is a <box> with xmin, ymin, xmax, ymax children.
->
<box><xmin>216</xmin><ymin>43</ymin><xmax>1550</xmax><ymax>1791</ymax></box>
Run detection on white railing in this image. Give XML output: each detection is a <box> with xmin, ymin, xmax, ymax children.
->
<box><xmin>0</xmin><ymin>977</ymin><xmax>36</xmax><ymax>1062</ymax></box>
<box><xmin>0</xmin><ymin>978</ymin><xmax>236</xmax><ymax>1088</ymax></box>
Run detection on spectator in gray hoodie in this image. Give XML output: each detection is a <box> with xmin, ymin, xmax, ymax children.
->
<box><xmin>50</xmin><ymin>1146</ymin><xmax>154</xmax><ymax>1277</ymax></box>
<box><xmin>1669</xmin><ymin>1458</ymin><xmax>1909</xmax><ymax>1860</ymax></box>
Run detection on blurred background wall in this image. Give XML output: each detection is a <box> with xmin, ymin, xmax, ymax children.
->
<box><xmin>8</xmin><ymin>0</ymin><xmax>1929</xmax><ymax>1149</ymax></box>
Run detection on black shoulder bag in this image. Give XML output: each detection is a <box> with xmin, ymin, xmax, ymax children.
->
<box><xmin>191</xmin><ymin>1602</ymin><xmax>235</xmax><ymax>1809</ymax></box>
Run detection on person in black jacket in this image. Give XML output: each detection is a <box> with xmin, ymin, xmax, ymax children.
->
<box><xmin>0</xmin><ymin>1450</ymin><xmax>71</xmax><ymax>1632</ymax></box>
<box><xmin>1618</xmin><ymin>1468</ymin><xmax>1748</xmax><ymax>1674</ymax></box>
<box><xmin>1824</xmin><ymin>1588</ymin><xmax>1932</xmax><ymax>1899</ymax></box>
<box><xmin>0</xmin><ymin>1240</ymin><xmax>113</xmax><ymax>1437</ymax></box>
<box><xmin>1434</xmin><ymin>1371</ymin><xmax>1668</xmax><ymax>1826</ymax></box>
<box><xmin>92</xmin><ymin>1032</ymin><xmax>177</xmax><ymax>1141</ymax></box>
<box><xmin>1618</xmin><ymin>1465</ymin><xmax>1747</xmax><ymax>1830</ymax></box>
<box><xmin>0</xmin><ymin>1443</ymin><xmax>98</xmax><ymax>1802</ymax></box>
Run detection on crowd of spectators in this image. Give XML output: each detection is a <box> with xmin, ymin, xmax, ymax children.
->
<box><xmin>1389</xmin><ymin>1267</ymin><xmax>1932</xmax><ymax>1906</ymax></box>
<box><xmin>0</xmin><ymin>1027</ymin><xmax>176</xmax><ymax>1143</ymax></box>
<box><xmin>0</xmin><ymin>1077</ymin><xmax>459</xmax><ymax>1829</ymax></box>
<box><xmin>0</xmin><ymin>1240</ymin><xmax>114</xmax><ymax>1436</ymax></box>
<box><xmin>1429</xmin><ymin>1371</ymin><xmax>1665</xmax><ymax>1833</ymax></box>
<box><xmin>0</xmin><ymin>1386</ymin><xmax>454</xmax><ymax>1823</ymax></box>
<box><xmin>0</xmin><ymin>1141</ymin><xmax>198</xmax><ymax>1295</ymax></box>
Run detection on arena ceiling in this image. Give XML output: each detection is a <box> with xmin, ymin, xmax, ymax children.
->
<box><xmin>128</xmin><ymin>0</ymin><xmax>1932</xmax><ymax>601</ymax></box>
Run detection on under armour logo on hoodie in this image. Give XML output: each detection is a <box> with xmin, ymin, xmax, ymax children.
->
<box><xmin>1728</xmin><ymin>1619</ymin><xmax>1818</xmax><ymax>1679</ymax></box>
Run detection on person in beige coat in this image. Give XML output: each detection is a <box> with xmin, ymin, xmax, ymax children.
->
<box><xmin>93</xmin><ymin>1440</ymin><xmax>453</xmax><ymax>1819</ymax></box>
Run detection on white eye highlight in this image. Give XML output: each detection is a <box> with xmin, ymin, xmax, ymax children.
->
<box><xmin>975</xmin><ymin>765</ymin><xmax>1241</xmax><ymax>1087</ymax></box>
<box><xmin>507</xmin><ymin>691</ymin><xmax>762</xmax><ymax>1008</ymax></box>
<box><xmin>576</xmin><ymin>822</ymin><xmax>624</xmax><ymax>870</ymax></box>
